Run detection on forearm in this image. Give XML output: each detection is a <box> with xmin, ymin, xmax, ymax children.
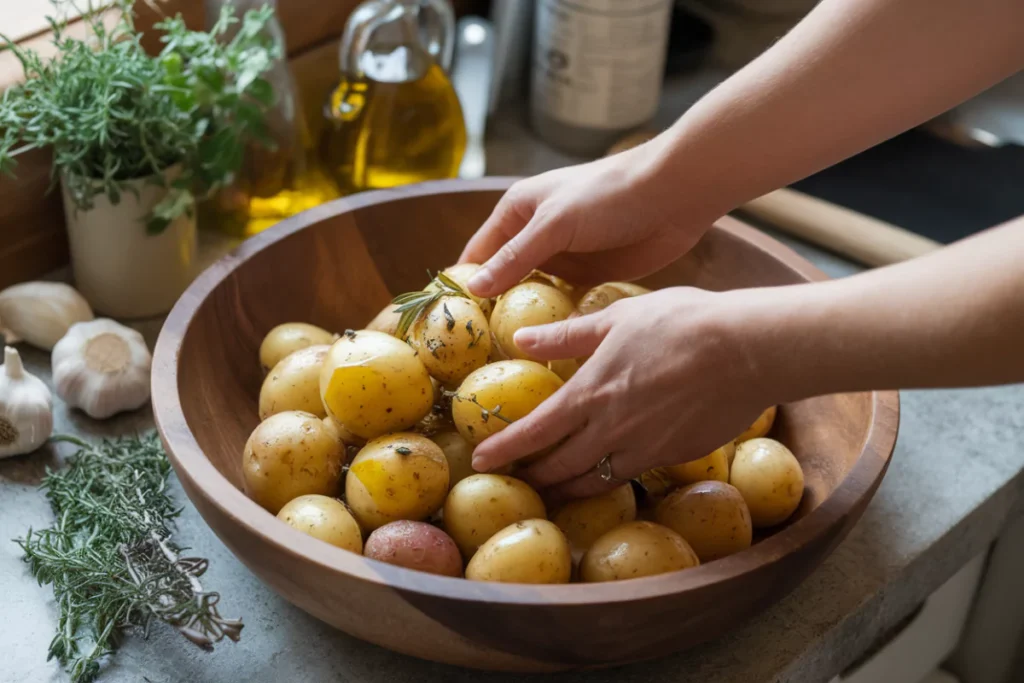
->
<box><xmin>742</xmin><ymin>216</ymin><xmax>1024</xmax><ymax>402</ymax></box>
<box><xmin>646</xmin><ymin>0</ymin><xmax>1024</xmax><ymax>218</ymax></box>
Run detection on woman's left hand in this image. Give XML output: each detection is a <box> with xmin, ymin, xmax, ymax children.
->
<box><xmin>471</xmin><ymin>287</ymin><xmax>781</xmax><ymax>499</ymax></box>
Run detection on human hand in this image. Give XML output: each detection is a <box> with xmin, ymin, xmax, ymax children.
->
<box><xmin>470</xmin><ymin>287</ymin><xmax>781</xmax><ymax>499</ymax></box>
<box><xmin>459</xmin><ymin>144</ymin><xmax>721</xmax><ymax>298</ymax></box>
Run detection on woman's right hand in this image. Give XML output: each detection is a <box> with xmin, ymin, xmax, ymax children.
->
<box><xmin>459</xmin><ymin>142</ymin><xmax>720</xmax><ymax>298</ymax></box>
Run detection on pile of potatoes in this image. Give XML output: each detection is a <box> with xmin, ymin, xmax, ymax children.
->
<box><xmin>241</xmin><ymin>264</ymin><xmax>806</xmax><ymax>584</ymax></box>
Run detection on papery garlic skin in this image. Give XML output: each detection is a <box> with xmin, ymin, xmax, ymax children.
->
<box><xmin>52</xmin><ymin>319</ymin><xmax>151</xmax><ymax>420</ymax></box>
<box><xmin>0</xmin><ymin>282</ymin><xmax>94</xmax><ymax>350</ymax></box>
<box><xmin>0</xmin><ymin>346</ymin><xmax>54</xmax><ymax>458</ymax></box>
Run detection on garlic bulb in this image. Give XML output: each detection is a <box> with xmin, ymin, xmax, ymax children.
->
<box><xmin>52</xmin><ymin>319</ymin><xmax>152</xmax><ymax>420</ymax></box>
<box><xmin>0</xmin><ymin>346</ymin><xmax>54</xmax><ymax>458</ymax></box>
<box><xmin>0</xmin><ymin>281</ymin><xmax>94</xmax><ymax>350</ymax></box>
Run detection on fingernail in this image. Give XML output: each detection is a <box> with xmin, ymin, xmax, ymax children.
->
<box><xmin>513</xmin><ymin>328</ymin><xmax>537</xmax><ymax>348</ymax></box>
<box><xmin>471</xmin><ymin>456</ymin><xmax>490</xmax><ymax>472</ymax></box>
<box><xmin>468</xmin><ymin>268</ymin><xmax>494</xmax><ymax>296</ymax></box>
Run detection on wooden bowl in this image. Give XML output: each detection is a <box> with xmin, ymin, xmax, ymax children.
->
<box><xmin>153</xmin><ymin>178</ymin><xmax>898</xmax><ymax>671</ymax></box>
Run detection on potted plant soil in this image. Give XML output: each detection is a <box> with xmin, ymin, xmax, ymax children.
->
<box><xmin>0</xmin><ymin>1</ymin><xmax>280</xmax><ymax>318</ymax></box>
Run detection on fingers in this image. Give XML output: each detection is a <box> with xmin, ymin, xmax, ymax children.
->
<box><xmin>459</xmin><ymin>183</ymin><xmax>538</xmax><ymax>267</ymax></box>
<box><xmin>513</xmin><ymin>313</ymin><xmax>611</xmax><ymax>361</ymax></box>
<box><xmin>546</xmin><ymin>453</ymin><xmax>645</xmax><ymax>501</ymax></box>
<box><xmin>518</xmin><ymin>422</ymin><xmax>607</xmax><ymax>490</ymax></box>
<box><xmin>469</xmin><ymin>217</ymin><xmax>571</xmax><ymax>298</ymax></box>
<box><xmin>470</xmin><ymin>383</ymin><xmax>587</xmax><ymax>473</ymax></box>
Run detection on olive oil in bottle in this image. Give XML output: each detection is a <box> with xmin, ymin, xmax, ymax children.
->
<box><xmin>321</xmin><ymin>0</ymin><xmax>466</xmax><ymax>194</ymax></box>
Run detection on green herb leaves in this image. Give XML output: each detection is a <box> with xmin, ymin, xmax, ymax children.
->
<box><xmin>16</xmin><ymin>433</ymin><xmax>241</xmax><ymax>683</ymax></box>
<box><xmin>391</xmin><ymin>272</ymin><xmax>470</xmax><ymax>339</ymax></box>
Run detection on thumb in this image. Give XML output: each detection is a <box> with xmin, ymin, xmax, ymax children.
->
<box><xmin>468</xmin><ymin>217</ymin><xmax>569</xmax><ymax>298</ymax></box>
<box><xmin>513</xmin><ymin>313</ymin><xmax>611</xmax><ymax>361</ymax></box>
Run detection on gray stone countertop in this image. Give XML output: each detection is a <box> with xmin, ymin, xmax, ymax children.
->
<box><xmin>3</xmin><ymin>73</ymin><xmax>1024</xmax><ymax>683</ymax></box>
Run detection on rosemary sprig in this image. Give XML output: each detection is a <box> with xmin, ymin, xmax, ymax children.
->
<box><xmin>15</xmin><ymin>433</ymin><xmax>242</xmax><ymax>683</ymax></box>
<box><xmin>391</xmin><ymin>272</ymin><xmax>470</xmax><ymax>339</ymax></box>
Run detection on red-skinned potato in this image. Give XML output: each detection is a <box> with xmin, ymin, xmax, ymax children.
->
<box><xmin>364</xmin><ymin>520</ymin><xmax>463</xmax><ymax>577</ymax></box>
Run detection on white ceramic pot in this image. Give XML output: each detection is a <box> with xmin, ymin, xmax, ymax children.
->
<box><xmin>60</xmin><ymin>167</ymin><xmax>197</xmax><ymax>319</ymax></box>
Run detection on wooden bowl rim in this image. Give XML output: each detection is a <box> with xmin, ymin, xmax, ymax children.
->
<box><xmin>153</xmin><ymin>178</ymin><xmax>899</xmax><ymax>607</ymax></box>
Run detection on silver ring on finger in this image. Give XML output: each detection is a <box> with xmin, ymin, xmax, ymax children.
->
<box><xmin>597</xmin><ymin>453</ymin><xmax>628</xmax><ymax>484</ymax></box>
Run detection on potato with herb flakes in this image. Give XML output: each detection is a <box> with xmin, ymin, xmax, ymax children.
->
<box><xmin>259</xmin><ymin>322</ymin><xmax>335</xmax><ymax>371</ymax></box>
<box><xmin>452</xmin><ymin>360</ymin><xmax>563</xmax><ymax>446</ymax></box>
<box><xmin>552</xmin><ymin>484</ymin><xmax>637</xmax><ymax>551</ymax></box>
<box><xmin>242</xmin><ymin>411</ymin><xmax>345</xmax><ymax>514</ymax></box>
<box><xmin>277</xmin><ymin>494</ymin><xmax>363</xmax><ymax>553</ymax></box>
<box><xmin>655</xmin><ymin>481</ymin><xmax>752</xmax><ymax>562</ymax></box>
<box><xmin>408</xmin><ymin>295</ymin><xmax>491</xmax><ymax>387</ymax></box>
<box><xmin>443</xmin><ymin>473</ymin><xmax>546</xmax><ymax>558</ymax></box>
<box><xmin>258</xmin><ymin>344</ymin><xmax>330</xmax><ymax>420</ymax></box>
<box><xmin>580</xmin><ymin>521</ymin><xmax>699</xmax><ymax>583</ymax></box>
<box><xmin>490</xmin><ymin>281</ymin><xmax>575</xmax><ymax>361</ymax></box>
<box><xmin>366</xmin><ymin>303</ymin><xmax>402</xmax><ymax>337</ymax></box>
<box><xmin>345</xmin><ymin>433</ymin><xmax>450</xmax><ymax>531</ymax></box>
<box><xmin>465</xmin><ymin>519</ymin><xmax>572</xmax><ymax>584</ymax></box>
<box><xmin>425</xmin><ymin>264</ymin><xmax>493</xmax><ymax>317</ymax></box>
<box><xmin>664</xmin><ymin>442</ymin><xmax>733</xmax><ymax>485</ymax></box>
<box><xmin>319</xmin><ymin>330</ymin><xmax>434</xmax><ymax>440</ymax></box>
<box><xmin>730</xmin><ymin>437</ymin><xmax>804</xmax><ymax>528</ymax></box>
<box><xmin>737</xmin><ymin>406</ymin><xmax>777</xmax><ymax>443</ymax></box>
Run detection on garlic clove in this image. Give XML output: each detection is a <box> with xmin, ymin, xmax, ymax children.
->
<box><xmin>0</xmin><ymin>282</ymin><xmax>94</xmax><ymax>351</ymax></box>
<box><xmin>0</xmin><ymin>346</ymin><xmax>54</xmax><ymax>458</ymax></box>
<box><xmin>52</xmin><ymin>319</ymin><xmax>152</xmax><ymax>420</ymax></box>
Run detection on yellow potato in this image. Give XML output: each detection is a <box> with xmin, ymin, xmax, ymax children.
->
<box><xmin>547</xmin><ymin>357</ymin><xmax>580</xmax><ymax>382</ymax></box>
<box><xmin>322</xmin><ymin>416</ymin><xmax>365</xmax><ymax>449</ymax></box>
<box><xmin>576</xmin><ymin>283</ymin><xmax>638</xmax><ymax>316</ymax></box>
<box><xmin>635</xmin><ymin>468</ymin><xmax>675</xmax><ymax>508</ymax></box>
<box><xmin>729</xmin><ymin>437</ymin><xmax>805</xmax><ymax>528</ymax></box>
<box><xmin>664</xmin><ymin>442</ymin><xmax>733</xmax><ymax>485</ymax></box>
<box><xmin>452</xmin><ymin>360</ymin><xmax>563</xmax><ymax>446</ymax></box>
<box><xmin>408</xmin><ymin>295</ymin><xmax>491</xmax><ymax>386</ymax></box>
<box><xmin>345</xmin><ymin>433</ymin><xmax>450</xmax><ymax>531</ymax></box>
<box><xmin>655</xmin><ymin>481</ymin><xmax>752</xmax><ymax>562</ymax></box>
<box><xmin>259</xmin><ymin>322</ymin><xmax>335</xmax><ymax>371</ymax></box>
<box><xmin>552</xmin><ymin>484</ymin><xmax>637</xmax><ymax>551</ymax></box>
<box><xmin>366</xmin><ymin>303</ymin><xmax>402</xmax><ymax>337</ymax></box>
<box><xmin>490</xmin><ymin>281</ymin><xmax>574</xmax><ymax>361</ymax></box>
<box><xmin>258</xmin><ymin>345</ymin><xmax>330</xmax><ymax>420</ymax></box>
<box><xmin>430</xmin><ymin>429</ymin><xmax>474</xmax><ymax>488</ymax></box>
<box><xmin>522</xmin><ymin>270</ymin><xmax>575</xmax><ymax>300</ymax></box>
<box><xmin>276</xmin><ymin>494</ymin><xmax>363</xmax><ymax>553</ymax></box>
<box><xmin>319</xmin><ymin>330</ymin><xmax>433</xmax><ymax>440</ymax></box>
<box><xmin>242</xmin><ymin>411</ymin><xmax>345</xmax><ymax>514</ymax></box>
<box><xmin>426</xmin><ymin>263</ymin><xmax>492</xmax><ymax>317</ymax></box>
<box><xmin>580</xmin><ymin>521</ymin><xmax>699</xmax><ymax>583</ymax></box>
<box><xmin>737</xmin><ymin>406</ymin><xmax>777</xmax><ymax>443</ymax></box>
<box><xmin>465</xmin><ymin>519</ymin><xmax>572</xmax><ymax>584</ymax></box>
<box><xmin>443</xmin><ymin>473</ymin><xmax>546</xmax><ymax>558</ymax></box>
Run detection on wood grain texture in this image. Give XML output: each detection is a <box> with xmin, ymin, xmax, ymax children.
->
<box><xmin>154</xmin><ymin>182</ymin><xmax>898</xmax><ymax>669</ymax></box>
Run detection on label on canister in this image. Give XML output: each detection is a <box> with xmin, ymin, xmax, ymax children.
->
<box><xmin>531</xmin><ymin>0</ymin><xmax>672</xmax><ymax>130</ymax></box>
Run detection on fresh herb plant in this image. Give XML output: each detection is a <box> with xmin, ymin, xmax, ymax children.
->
<box><xmin>0</xmin><ymin>1</ymin><xmax>279</xmax><ymax>233</ymax></box>
<box><xmin>16</xmin><ymin>433</ymin><xmax>242</xmax><ymax>683</ymax></box>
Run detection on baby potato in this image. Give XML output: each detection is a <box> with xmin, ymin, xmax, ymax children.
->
<box><xmin>430</xmin><ymin>429</ymin><xmax>474</xmax><ymax>488</ymax></box>
<box><xmin>490</xmin><ymin>281</ymin><xmax>574</xmax><ymax>361</ymax></box>
<box><xmin>320</xmin><ymin>330</ymin><xmax>434</xmax><ymax>440</ymax></box>
<box><xmin>443</xmin><ymin>473</ymin><xmax>546</xmax><ymax>558</ymax></box>
<box><xmin>576</xmin><ymin>282</ymin><xmax>651</xmax><ymax>316</ymax></box>
<box><xmin>409</xmin><ymin>295</ymin><xmax>491</xmax><ymax>386</ymax></box>
<box><xmin>635</xmin><ymin>468</ymin><xmax>675</xmax><ymax>508</ymax></box>
<box><xmin>364</xmin><ymin>520</ymin><xmax>463</xmax><ymax>577</ymax></box>
<box><xmin>737</xmin><ymin>406</ymin><xmax>778</xmax><ymax>443</ymax></box>
<box><xmin>346</xmin><ymin>433</ymin><xmax>450</xmax><ymax>531</ymax></box>
<box><xmin>552</xmin><ymin>484</ymin><xmax>637</xmax><ymax>551</ymax></box>
<box><xmin>259</xmin><ymin>322</ymin><xmax>335</xmax><ymax>371</ymax></box>
<box><xmin>523</xmin><ymin>270</ymin><xmax>575</xmax><ymax>300</ymax></box>
<box><xmin>258</xmin><ymin>345</ymin><xmax>330</xmax><ymax>420</ymax></box>
<box><xmin>547</xmin><ymin>357</ymin><xmax>580</xmax><ymax>382</ymax></box>
<box><xmin>730</xmin><ymin>437</ymin><xmax>805</xmax><ymax>528</ymax></box>
<box><xmin>425</xmin><ymin>263</ymin><xmax>493</xmax><ymax>317</ymax></box>
<box><xmin>580</xmin><ymin>521</ymin><xmax>699</xmax><ymax>583</ymax></box>
<box><xmin>277</xmin><ymin>494</ymin><xmax>363</xmax><ymax>553</ymax></box>
<box><xmin>322</xmin><ymin>416</ymin><xmax>365</xmax><ymax>448</ymax></box>
<box><xmin>664</xmin><ymin>442</ymin><xmax>733</xmax><ymax>485</ymax></box>
<box><xmin>655</xmin><ymin>481</ymin><xmax>752</xmax><ymax>562</ymax></box>
<box><xmin>366</xmin><ymin>303</ymin><xmax>402</xmax><ymax>337</ymax></box>
<box><xmin>242</xmin><ymin>411</ymin><xmax>345</xmax><ymax>514</ymax></box>
<box><xmin>465</xmin><ymin>519</ymin><xmax>572</xmax><ymax>584</ymax></box>
<box><xmin>452</xmin><ymin>360</ymin><xmax>563</xmax><ymax>446</ymax></box>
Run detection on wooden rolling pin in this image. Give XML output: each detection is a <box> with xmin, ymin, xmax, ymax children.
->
<box><xmin>606</xmin><ymin>132</ymin><xmax>942</xmax><ymax>267</ymax></box>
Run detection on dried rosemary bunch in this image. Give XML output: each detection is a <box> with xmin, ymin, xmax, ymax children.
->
<box><xmin>16</xmin><ymin>434</ymin><xmax>242</xmax><ymax>683</ymax></box>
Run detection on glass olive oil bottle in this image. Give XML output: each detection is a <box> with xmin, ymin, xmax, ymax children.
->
<box><xmin>321</xmin><ymin>0</ymin><xmax>466</xmax><ymax>194</ymax></box>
